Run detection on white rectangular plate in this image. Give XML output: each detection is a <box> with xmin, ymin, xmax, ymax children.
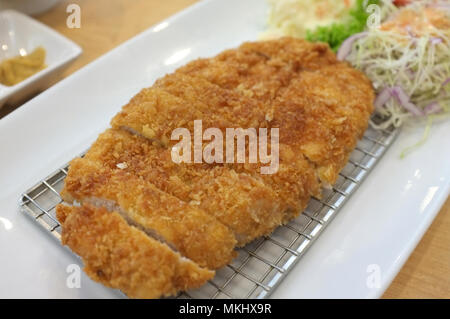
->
<box><xmin>0</xmin><ymin>0</ymin><xmax>448</xmax><ymax>298</ymax></box>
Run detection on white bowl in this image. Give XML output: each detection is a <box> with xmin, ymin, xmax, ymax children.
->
<box><xmin>0</xmin><ymin>0</ymin><xmax>61</xmax><ymax>16</ymax></box>
<box><xmin>0</xmin><ymin>10</ymin><xmax>82</xmax><ymax>109</ymax></box>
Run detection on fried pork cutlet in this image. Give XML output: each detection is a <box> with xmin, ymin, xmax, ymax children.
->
<box><xmin>59</xmin><ymin>37</ymin><xmax>375</xmax><ymax>299</ymax></box>
<box><xmin>62</xmin><ymin>129</ymin><xmax>305</xmax><ymax>247</ymax></box>
<box><xmin>61</xmin><ymin>157</ymin><xmax>237</xmax><ymax>269</ymax></box>
<box><xmin>56</xmin><ymin>204</ymin><xmax>213</xmax><ymax>299</ymax></box>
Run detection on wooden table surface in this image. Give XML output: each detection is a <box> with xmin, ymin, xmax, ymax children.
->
<box><xmin>2</xmin><ymin>0</ymin><xmax>449</xmax><ymax>298</ymax></box>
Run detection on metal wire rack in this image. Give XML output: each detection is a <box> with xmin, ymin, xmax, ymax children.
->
<box><xmin>20</xmin><ymin>121</ymin><xmax>398</xmax><ymax>299</ymax></box>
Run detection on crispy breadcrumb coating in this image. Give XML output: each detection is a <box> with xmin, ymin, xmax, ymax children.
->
<box><xmin>178</xmin><ymin>38</ymin><xmax>336</xmax><ymax>102</ymax></box>
<box><xmin>56</xmin><ymin>204</ymin><xmax>214</xmax><ymax>299</ymax></box>
<box><xmin>272</xmin><ymin>63</ymin><xmax>374</xmax><ymax>185</ymax></box>
<box><xmin>61</xmin><ymin>157</ymin><xmax>237</xmax><ymax>269</ymax></box>
<box><xmin>64</xmin><ymin>129</ymin><xmax>305</xmax><ymax>246</ymax></box>
<box><xmin>111</xmin><ymin>73</ymin><xmax>268</xmax><ymax>146</ymax></box>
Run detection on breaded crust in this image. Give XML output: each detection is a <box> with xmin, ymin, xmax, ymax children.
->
<box><xmin>56</xmin><ymin>204</ymin><xmax>214</xmax><ymax>299</ymax></box>
<box><xmin>111</xmin><ymin>73</ymin><xmax>268</xmax><ymax>146</ymax></box>
<box><xmin>65</xmin><ymin>129</ymin><xmax>305</xmax><ymax>246</ymax></box>
<box><xmin>178</xmin><ymin>38</ymin><xmax>337</xmax><ymax>101</ymax></box>
<box><xmin>62</xmin><ymin>157</ymin><xmax>237</xmax><ymax>269</ymax></box>
<box><xmin>272</xmin><ymin>64</ymin><xmax>374</xmax><ymax>185</ymax></box>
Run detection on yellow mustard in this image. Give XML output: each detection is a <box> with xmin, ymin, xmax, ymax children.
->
<box><xmin>0</xmin><ymin>47</ymin><xmax>46</xmax><ymax>86</ymax></box>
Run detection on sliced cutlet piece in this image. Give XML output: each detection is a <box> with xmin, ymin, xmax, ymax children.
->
<box><xmin>288</xmin><ymin>63</ymin><xmax>374</xmax><ymax>134</ymax></box>
<box><xmin>61</xmin><ymin>158</ymin><xmax>237</xmax><ymax>269</ymax></box>
<box><xmin>111</xmin><ymin>72</ymin><xmax>268</xmax><ymax>145</ymax></box>
<box><xmin>271</xmin><ymin>64</ymin><xmax>374</xmax><ymax>186</ymax></box>
<box><xmin>176</xmin><ymin>45</ymin><xmax>289</xmax><ymax>103</ymax></box>
<box><xmin>56</xmin><ymin>204</ymin><xmax>213</xmax><ymax>299</ymax></box>
<box><xmin>72</xmin><ymin>129</ymin><xmax>307</xmax><ymax>246</ymax></box>
<box><xmin>226</xmin><ymin>145</ymin><xmax>321</xmax><ymax>214</ymax></box>
<box><xmin>235</xmin><ymin>37</ymin><xmax>337</xmax><ymax>70</ymax></box>
<box><xmin>153</xmin><ymin>72</ymin><xmax>267</xmax><ymax>129</ymax></box>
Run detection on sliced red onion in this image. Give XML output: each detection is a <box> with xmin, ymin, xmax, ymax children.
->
<box><xmin>405</xmin><ymin>26</ymin><xmax>415</xmax><ymax>38</ymax></box>
<box><xmin>405</xmin><ymin>69</ymin><xmax>415</xmax><ymax>80</ymax></box>
<box><xmin>429</xmin><ymin>3</ymin><xmax>450</xmax><ymax>11</ymax></box>
<box><xmin>391</xmin><ymin>86</ymin><xmax>424</xmax><ymax>116</ymax></box>
<box><xmin>374</xmin><ymin>87</ymin><xmax>423</xmax><ymax>116</ymax></box>
<box><xmin>425</xmin><ymin>102</ymin><xmax>442</xmax><ymax>115</ymax></box>
<box><xmin>431</xmin><ymin>37</ymin><xmax>443</xmax><ymax>45</ymax></box>
<box><xmin>375</xmin><ymin>86</ymin><xmax>432</xmax><ymax>117</ymax></box>
<box><xmin>374</xmin><ymin>87</ymin><xmax>393</xmax><ymax>109</ymax></box>
<box><xmin>443</xmin><ymin>78</ymin><xmax>450</xmax><ymax>87</ymax></box>
<box><xmin>337</xmin><ymin>32</ymin><xmax>368</xmax><ymax>61</ymax></box>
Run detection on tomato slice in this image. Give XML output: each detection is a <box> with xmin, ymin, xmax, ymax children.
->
<box><xmin>393</xmin><ymin>0</ymin><xmax>411</xmax><ymax>7</ymax></box>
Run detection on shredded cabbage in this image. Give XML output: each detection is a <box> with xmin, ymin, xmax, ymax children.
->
<box><xmin>344</xmin><ymin>0</ymin><xmax>450</xmax><ymax>130</ymax></box>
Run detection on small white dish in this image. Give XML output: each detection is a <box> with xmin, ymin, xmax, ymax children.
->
<box><xmin>0</xmin><ymin>0</ymin><xmax>61</xmax><ymax>15</ymax></box>
<box><xmin>0</xmin><ymin>9</ymin><xmax>82</xmax><ymax>108</ymax></box>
